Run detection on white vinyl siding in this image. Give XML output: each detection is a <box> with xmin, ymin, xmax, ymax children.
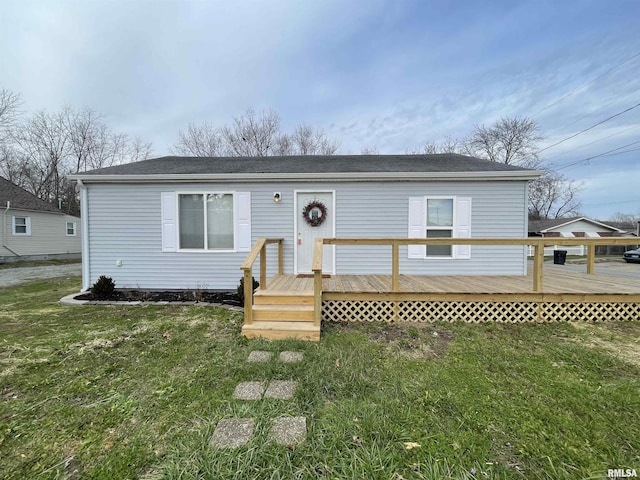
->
<box><xmin>2</xmin><ymin>211</ymin><xmax>80</xmax><ymax>256</ymax></box>
<box><xmin>12</xmin><ymin>216</ymin><xmax>31</xmax><ymax>236</ymax></box>
<box><xmin>85</xmin><ymin>181</ymin><xmax>527</xmax><ymax>290</ymax></box>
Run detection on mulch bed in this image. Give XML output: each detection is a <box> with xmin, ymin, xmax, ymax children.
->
<box><xmin>75</xmin><ymin>290</ymin><xmax>243</xmax><ymax>306</ymax></box>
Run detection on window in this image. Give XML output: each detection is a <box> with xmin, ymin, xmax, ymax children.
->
<box><xmin>178</xmin><ymin>193</ymin><xmax>234</xmax><ymax>250</ymax></box>
<box><xmin>426</xmin><ymin>198</ymin><xmax>454</xmax><ymax>257</ymax></box>
<box><xmin>12</xmin><ymin>216</ymin><xmax>31</xmax><ymax>236</ymax></box>
<box><xmin>408</xmin><ymin>196</ymin><xmax>471</xmax><ymax>260</ymax></box>
<box><xmin>66</xmin><ymin>221</ymin><xmax>76</xmax><ymax>236</ymax></box>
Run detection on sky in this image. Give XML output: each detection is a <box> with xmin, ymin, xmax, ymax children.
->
<box><xmin>1</xmin><ymin>0</ymin><xmax>639</xmax><ymax>220</ymax></box>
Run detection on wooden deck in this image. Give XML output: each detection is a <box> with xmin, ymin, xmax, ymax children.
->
<box><xmin>256</xmin><ymin>266</ymin><xmax>640</xmax><ymax>327</ymax></box>
<box><xmin>264</xmin><ymin>265</ymin><xmax>640</xmax><ymax>297</ymax></box>
<box><xmin>240</xmin><ymin>238</ymin><xmax>640</xmax><ymax>340</ymax></box>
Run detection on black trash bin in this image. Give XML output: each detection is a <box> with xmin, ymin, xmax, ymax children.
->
<box><xmin>553</xmin><ymin>250</ymin><xmax>567</xmax><ymax>265</ymax></box>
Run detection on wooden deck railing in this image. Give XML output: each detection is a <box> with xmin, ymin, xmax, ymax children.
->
<box><xmin>311</xmin><ymin>237</ymin><xmax>637</xmax><ymax>325</ymax></box>
<box><xmin>240</xmin><ymin>238</ymin><xmax>283</xmax><ymax>324</ymax></box>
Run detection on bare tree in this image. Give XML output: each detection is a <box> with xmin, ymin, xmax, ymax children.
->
<box><xmin>464</xmin><ymin>116</ymin><xmax>543</xmax><ymax>167</ymax></box>
<box><xmin>65</xmin><ymin>108</ymin><xmax>151</xmax><ymax>171</ymax></box>
<box><xmin>128</xmin><ymin>136</ymin><xmax>153</xmax><ymax>163</ymax></box>
<box><xmin>0</xmin><ymin>144</ymin><xmax>30</xmax><ymax>186</ymax></box>
<box><xmin>360</xmin><ymin>145</ymin><xmax>380</xmax><ymax>155</ymax></box>
<box><xmin>222</xmin><ymin>108</ymin><xmax>280</xmax><ymax>156</ymax></box>
<box><xmin>0</xmin><ymin>88</ymin><xmax>22</xmax><ymax>138</ymax></box>
<box><xmin>418</xmin><ymin>117</ymin><xmax>582</xmax><ymax>219</ymax></box>
<box><xmin>173</xmin><ymin>108</ymin><xmax>340</xmax><ymax>157</ymax></box>
<box><xmin>4</xmin><ymin>101</ymin><xmax>152</xmax><ymax>214</ymax></box>
<box><xmin>608</xmin><ymin>211</ymin><xmax>640</xmax><ymax>225</ymax></box>
<box><xmin>172</xmin><ymin>122</ymin><xmax>224</xmax><ymax>157</ymax></box>
<box><xmin>410</xmin><ymin>135</ymin><xmax>462</xmax><ymax>155</ymax></box>
<box><xmin>11</xmin><ymin>110</ymin><xmax>69</xmax><ymax>205</ymax></box>
<box><xmin>285</xmin><ymin>123</ymin><xmax>340</xmax><ymax>155</ymax></box>
<box><xmin>528</xmin><ymin>169</ymin><xmax>582</xmax><ymax>220</ymax></box>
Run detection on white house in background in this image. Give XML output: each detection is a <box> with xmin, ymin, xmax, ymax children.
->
<box><xmin>69</xmin><ymin>154</ymin><xmax>541</xmax><ymax>292</ymax></box>
<box><xmin>0</xmin><ymin>176</ymin><xmax>81</xmax><ymax>263</ymax></box>
<box><xmin>528</xmin><ymin>216</ymin><xmax>633</xmax><ymax>256</ymax></box>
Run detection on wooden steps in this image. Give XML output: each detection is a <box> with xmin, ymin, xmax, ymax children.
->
<box><xmin>241</xmin><ymin>321</ymin><xmax>320</xmax><ymax>341</ymax></box>
<box><xmin>242</xmin><ymin>290</ymin><xmax>320</xmax><ymax>341</ymax></box>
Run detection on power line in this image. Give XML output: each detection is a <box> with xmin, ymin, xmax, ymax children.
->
<box><xmin>546</xmin><ymin>124</ymin><xmax>640</xmax><ymax>165</ymax></box>
<box><xmin>531</xmin><ymin>51</ymin><xmax>640</xmax><ymax>118</ymax></box>
<box><xmin>599</xmin><ymin>146</ymin><xmax>640</xmax><ymax>157</ymax></box>
<box><xmin>544</xmin><ymin>90</ymin><xmax>640</xmax><ymax>138</ymax></box>
<box><xmin>538</xmin><ymin>101</ymin><xmax>640</xmax><ymax>154</ymax></box>
<box><xmin>554</xmin><ymin>139</ymin><xmax>640</xmax><ymax>170</ymax></box>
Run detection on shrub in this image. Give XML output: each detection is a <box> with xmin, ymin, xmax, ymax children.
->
<box><xmin>91</xmin><ymin>275</ymin><xmax>115</xmax><ymax>297</ymax></box>
<box><xmin>237</xmin><ymin>276</ymin><xmax>259</xmax><ymax>303</ymax></box>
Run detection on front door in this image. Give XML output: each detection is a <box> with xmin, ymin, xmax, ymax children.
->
<box><xmin>295</xmin><ymin>191</ymin><xmax>335</xmax><ymax>274</ymax></box>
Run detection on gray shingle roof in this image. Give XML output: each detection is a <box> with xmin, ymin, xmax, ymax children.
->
<box><xmin>78</xmin><ymin>154</ymin><xmax>534</xmax><ymax>176</ymax></box>
<box><xmin>0</xmin><ymin>176</ymin><xmax>62</xmax><ymax>213</ymax></box>
<box><xmin>528</xmin><ymin>217</ymin><xmax>623</xmax><ymax>234</ymax></box>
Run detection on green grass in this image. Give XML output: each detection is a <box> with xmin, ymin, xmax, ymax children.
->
<box><xmin>0</xmin><ymin>258</ymin><xmax>81</xmax><ymax>269</ymax></box>
<box><xmin>1</xmin><ymin>278</ymin><xmax>639</xmax><ymax>479</ymax></box>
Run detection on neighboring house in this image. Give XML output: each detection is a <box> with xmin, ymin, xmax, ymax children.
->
<box><xmin>69</xmin><ymin>154</ymin><xmax>541</xmax><ymax>291</ymax></box>
<box><xmin>0</xmin><ymin>177</ymin><xmax>82</xmax><ymax>263</ymax></box>
<box><xmin>528</xmin><ymin>216</ymin><xmax>637</xmax><ymax>255</ymax></box>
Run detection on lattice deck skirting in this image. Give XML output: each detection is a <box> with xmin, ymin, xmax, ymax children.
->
<box><xmin>322</xmin><ymin>300</ymin><xmax>640</xmax><ymax>323</ymax></box>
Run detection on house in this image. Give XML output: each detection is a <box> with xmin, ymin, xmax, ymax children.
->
<box><xmin>528</xmin><ymin>216</ymin><xmax>636</xmax><ymax>255</ymax></box>
<box><xmin>0</xmin><ymin>177</ymin><xmax>82</xmax><ymax>263</ymax></box>
<box><xmin>528</xmin><ymin>216</ymin><xmax>627</xmax><ymax>238</ymax></box>
<box><xmin>69</xmin><ymin>154</ymin><xmax>541</xmax><ymax>292</ymax></box>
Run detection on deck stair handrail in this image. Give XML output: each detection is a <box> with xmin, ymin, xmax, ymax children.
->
<box><xmin>311</xmin><ymin>237</ymin><xmax>638</xmax><ymax>324</ymax></box>
<box><xmin>240</xmin><ymin>238</ymin><xmax>283</xmax><ymax>325</ymax></box>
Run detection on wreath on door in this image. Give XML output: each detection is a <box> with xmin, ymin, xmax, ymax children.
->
<box><xmin>302</xmin><ymin>200</ymin><xmax>327</xmax><ymax>227</ymax></box>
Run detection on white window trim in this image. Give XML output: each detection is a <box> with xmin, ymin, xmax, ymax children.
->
<box><xmin>66</xmin><ymin>221</ymin><xmax>77</xmax><ymax>236</ymax></box>
<box><xmin>12</xmin><ymin>216</ymin><xmax>31</xmax><ymax>236</ymax></box>
<box><xmin>176</xmin><ymin>191</ymin><xmax>237</xmax><ymax>253</ymax></box>
<box><xmin>425</xmin><ymin>196</ymin><xmax>455</xmax><ymax>259</ymax></box>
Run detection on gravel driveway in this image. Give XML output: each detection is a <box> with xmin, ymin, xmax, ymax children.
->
<box><xmin>0</xmin><ymin>263</ymin><xmax>82</xmax><ymax>288</ymax></box>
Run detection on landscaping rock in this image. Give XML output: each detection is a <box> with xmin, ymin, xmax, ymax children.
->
<box><xmin>210</xmin><ymin>418</ymin><xmax>254</xmax><ymax>448</ymax></box>
<box><xmin>269</xmin><ymin>416</ymin><xmax>306</xmax><ymax>445</ymax></box>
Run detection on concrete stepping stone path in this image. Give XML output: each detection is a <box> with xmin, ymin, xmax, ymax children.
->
<box><xmin>248</xmin><ymin>351</ymin><xmax>273</xmax><ymax>363</ymax></box>
<box><xmin>211</xmin><ymin>350</ymin><xmax>307</xmax><ymax>448</ymax></box>
<box><xmin>232</xmin><ymin>381</ymin><xmax>266</xmax><ymax>400</ymax></box>
<box><xmin>269</xmin><ymin>416</ymin><xmax>307</xmax><ymax>445</ymax></box>
<box><xmin>264</xmin><ymin>380</ymin><xmax>297</xmax><ymax>400</ymax></box>
<box><xmin>279</xmin><ymin>351</ymin><xmax>304</xmax><ymax>363</ymax></box>
<box><xmin>210</xmin><ymin>418</ymin><xmax>255</xmax><ymax>448</ymax></box>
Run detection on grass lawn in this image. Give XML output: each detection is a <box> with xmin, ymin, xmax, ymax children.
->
<box><xmin>1</xmin><ymin>278</ymin><xmax>639</xmax><ymax>479</ymax></box>
<box><xmin>0</xmin><ymin>258</ymin><xmax>81</xmax><ymax>270</ymax></box>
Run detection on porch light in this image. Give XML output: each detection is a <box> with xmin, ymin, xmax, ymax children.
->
<box><xmin>273</xmin><ymin>192</ymin><xmax>281</xmax><ymax>203</ymax></box>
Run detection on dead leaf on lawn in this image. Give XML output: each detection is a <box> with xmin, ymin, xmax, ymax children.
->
<box><xmin>403</xmin><ymin>442</ymin><xmax>421</xmax><ymax>450</ymax></box>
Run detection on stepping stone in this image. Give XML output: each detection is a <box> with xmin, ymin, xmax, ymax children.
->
<box><xmin>264</xmin><ymin>380</ymin><xmax>297</xmax><ymax>400</ymax></box>
<box><xmin>232</xmin><ymin>381</ymin><xmax>266</xmax><ymax>400</ymax></box>
<box><xmin>248</xmin><ymin>351</ymin><xmax>273</xmax><ymax>363</ymax></box>
<box><xmin>279</xmin><ymin>351</ymin><xmax>304</xmax><ymax>363</ymax></box>
<box><xmin>210</xmin><ymin>418</ymin><xmax>254</xmax><ymax>448</ymax></box>
<box><xmin>269</xmin><ymin>416</ymin><xmax>307</xmax><ymax>445</ymax></box>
